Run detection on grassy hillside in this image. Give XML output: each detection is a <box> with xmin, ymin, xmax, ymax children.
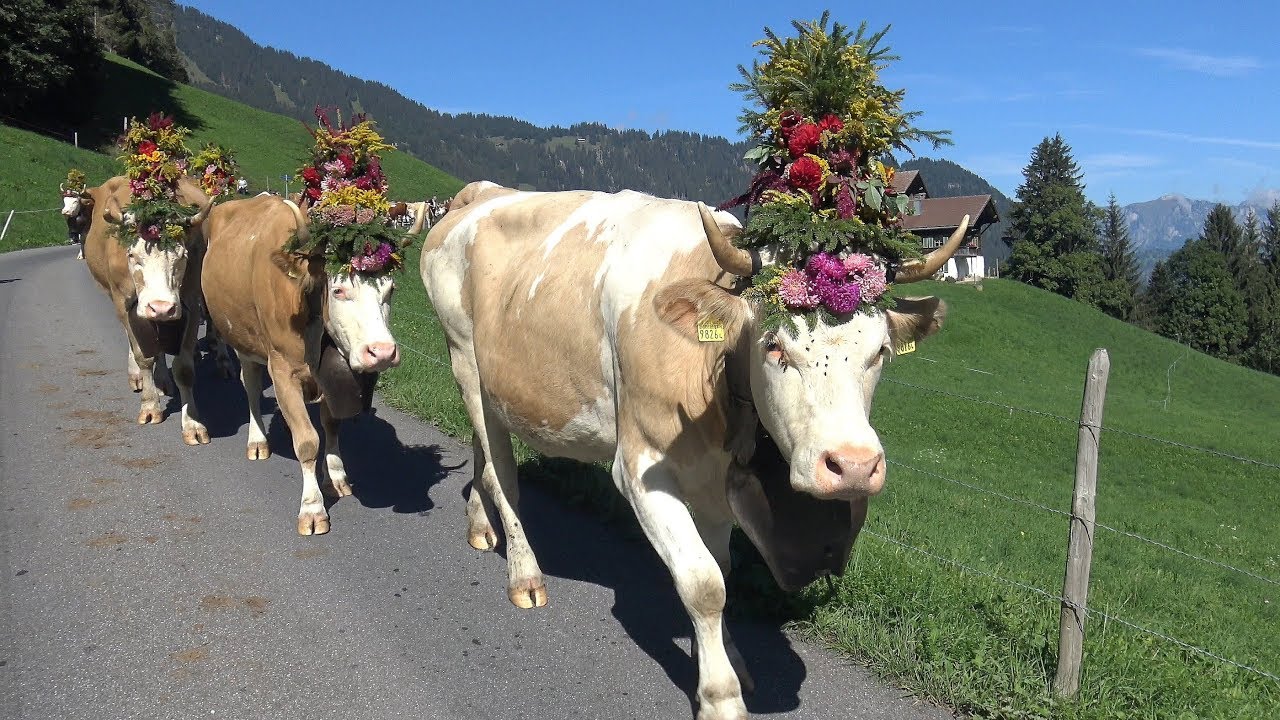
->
<box><xmin>0</xmin><ymin>54</ymin><xmax>463</xmax><ymax>253</ymax></box>
<box><xmin>379</xmin><ymin>271</ymin><xmax>1280</xmax><ymax>719</ymax></box>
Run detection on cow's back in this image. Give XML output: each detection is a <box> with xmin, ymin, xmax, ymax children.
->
<box><xmin>422</xmin><ymin>187</ymin><xmax>733</xmax><ymax>462</ymax></box>
<box><xmin>202</xmin><ymin>195</ymin><xmax>311</xmax><ymax>364</ymax></box>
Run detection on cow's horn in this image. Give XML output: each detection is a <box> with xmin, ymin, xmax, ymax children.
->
<box><xmin>895</xmin><ymin>214</ymin><xmax>970</xmax><ymax>284</ymax></box>
<box><xmin>178</xmin><ymin>198</ymin><xmax>213</xmax><ymax>227</ymax></box>
<box><xmin>59</xmin><ymin>183</ymin><xmax>66</xmax><ymax>193</ymax></box>
<box><xmin>405</xmin><ymin>201</ymin><xmax>428</xmax><ymax>237</ymax></box>
<box><xmin>283</xmin><ymin>199</ymin><xmax>311</xmax><ymax>246</ymax></box>
<box><xmin>698</xmin><ymin>202</ymin><xmax>756</xmax><ymax>277</ymax></box>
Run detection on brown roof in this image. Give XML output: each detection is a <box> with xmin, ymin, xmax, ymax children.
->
<box><xmin>889</xmin><ymin>170</ymin><xmax>926</xmax><ymax>196</ymax></box>
<box><xmin>900</xmin><ymin>194</ymin><xmax>1000</xmax><ymax>232</ymax></box>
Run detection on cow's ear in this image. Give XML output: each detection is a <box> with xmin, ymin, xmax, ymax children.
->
<box><xmin>271</xmin><ymin>250</ymin><xmax>323</xmax><ymax>291</ymax></box>
<box><xmin>886</xmin><ymin>296</ymin><xmax>947</xmax><ymax>347</ymax></box>
<box><xmin>79</xmin><ymin>193</ymin><xmax>94</xmax><ymax>207</ymax></box>
<box><xmin>655</xmin><ymin>279</ymin><xmax>750</xmax><ymax>342</ymax></box>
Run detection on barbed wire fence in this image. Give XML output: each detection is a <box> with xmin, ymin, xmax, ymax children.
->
<box><xmin>381</xmin><ymin>325</ymin><xmax>1280</xmax><ymax>691</ymax></box>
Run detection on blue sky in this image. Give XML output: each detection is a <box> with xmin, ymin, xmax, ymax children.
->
<box><xmin>181</xmin><ymin>1</ymin><xmax>1279</xmax><ymax>207</ymax></box>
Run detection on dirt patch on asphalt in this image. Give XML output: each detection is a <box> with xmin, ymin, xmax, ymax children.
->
<box><xmin>70</xmin><ymin>426</ymin><xmax>122</xmax><ymax>450</ymax></box>
<box><xmin>67</xmin><ymin>409</ymin><xmax>128</xmax><ymax>426</ymax></box>
<box><xmin>67</xmin><ymin>497</ymin><xmax>103</xmax><ymax>510</ymax></box>
<box><xmin>85</xmin><ymin>530</ymin><xmax>128</xmax><ymax>548</ymax></box>
<box><xmin>76</xmin><ymin>368</ymin><xmax>109</xmax><ymax>377</ymax></box>
<box><xmin>170</xmin><ymin>647</ymin><xmax>209</xmax><ymax>663</ymax></box>
<box><xmin>36</xmin><ymin>384</ymin><xmax>59</xmax><ymax>395</ymax></box>
<box><xmin>90</xmin><ymin>477</ymin><xmax>122</xmax><ymax>486</ymax></box>
<box><xmin>113</xmin><ymin>456</ymin><xmax>164</xmax><ymax>470</ymax></box>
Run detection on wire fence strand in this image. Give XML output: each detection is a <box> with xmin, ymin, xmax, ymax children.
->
<box><xmin>884</xmin><ymin>375</ymin><xmax>1280</xmax><ymax>471</ymax></box>
<box><xmin>864</xmin><ymin>529</ymin><xmax>1280</xmax><ymax>684</ymax></box>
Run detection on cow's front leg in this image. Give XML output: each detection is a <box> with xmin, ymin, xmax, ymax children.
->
<box><xmin>318</xmin><ymin>401</ymin><xmax>352</xmax><ymax>498</ymax></box>
<box><xmin>615</xmin><ymin>450</ymin><xmax>747</xmax><ymax>720</ymax></box>
<box><xmin>268</xmin><ymin>358</ymin><xmax>327</xmax><ymax>535</ymax></box>
<box><xmin>693</xmin><ymin>514</ymin><xmax>755</xmax><ymax>695</ymax></box>
<box><xmin>123</xmin><ymin>311</ymin><xmax>166</xmax><ymax>425</ymax></box>
<box><xmin>172</xmin><ymin>312</ymin><xmax>208</xmax><ymax>445</ymax></box>
<box><xmin>465</xmin><ymin>434</ymin><xmax>499</xmax><ymax>551</ymax></box>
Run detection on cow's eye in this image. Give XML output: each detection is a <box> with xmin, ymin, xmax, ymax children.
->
<box><xmin>332</xmin><ymin>287</ymin><xmax>346</xmax><ymax>300</ymax></box>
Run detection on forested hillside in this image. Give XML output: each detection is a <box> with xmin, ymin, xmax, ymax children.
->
<box><xmin>170</xmin><ymin>5</ymin><xmax>752</xmax><ymax>202</ymax></box>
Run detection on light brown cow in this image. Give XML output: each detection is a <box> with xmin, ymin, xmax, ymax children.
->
<box><xmin>201</xmin><ymin>195</ymin><xmax>427</xmax><ymax>534</ymax></box>
<box><xmin>82</xmin><ymin>175</ymin><xmax>213</xmax><ymax>443</ymax></box>
<box><xmin>420</xmin><ymin>181</ymin><xmax>967</xmax><ymax>720</ymax></box>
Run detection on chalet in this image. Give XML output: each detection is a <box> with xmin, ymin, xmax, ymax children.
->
<box><xmin>891</xmin><ymin>170</ymin><xmax>1001</xmax><ymax>281</ymax></box>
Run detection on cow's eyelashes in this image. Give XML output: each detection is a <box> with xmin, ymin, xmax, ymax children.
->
<box><xmin>763</xmin><ymin>335</ymin><xmax>789</xmax><ymax>369</ymax></box>
<box><xmin>331</xmin><ymin>287</ymin><xmax>347</xmax><ymax>300</ymax></box>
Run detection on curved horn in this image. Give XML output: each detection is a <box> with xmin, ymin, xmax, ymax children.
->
<box><xmin>405</xmin><ymin>201</ymin><xmax>428</xmax><ymax>237</ymax></box>
<box><xmin>896</xmin><ymin>214</ymin><xmax>970</xmax><ymax>284</ymax></box>
<box><xmin>283</xmin><ymin>199</ymin><xmax>311</xmax><ymax>246</ymax></box>
<box><xmin>697</xmin><ymin>202</ymin><xmax>756</xmax><ymax>277</ymax></box>
<box><xmin>177</xmin><ymin>197</ymin><xmax>213</xmax><ymax>227</ymax></box>
<box><xmin>59</xmin><ymin>183</ymin><xmax>66</xmax><ymax>193</ymax></box>
<box><xmin>103</xmin><ymin>195</ymin><xmax>124</xmax><ymax>224</ymax></box>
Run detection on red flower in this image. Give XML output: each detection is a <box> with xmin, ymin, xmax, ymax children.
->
<box><xmin>354</xmin><ymin>175</ymin><xmax>374</xmax><ymax>190</ymax></box>
<box><xmin>787</xmin><ymin>123</ymin><xmax>821</xmax><ymax>158</ymax></box>
<box><xmin>301</xmin><ymin>167</ymin><xmax>322</xmax><ymax>186</ymax></box>
<box><xmin>305</xmin><ymin>186</ymin><xmax>322</xmax><ymax>201</ymax></box>
<box><xmin>338</xmin><ymin>151</ymin><xmax>355</xmax><ymax>174</ymax></box>
<box><xmin>818</xmin><ymin>114</ymin><xmax>844</xmax><ymax>134</ymax></box>
<box><xmin>778</xmin><ymin>110</ymin><xmax>803</xmax><ymax>138</ymax></box>
<box><xmin>146</xmin><ymin>112</ymin><xmax>173</xmax><ymax>131</ymax></box>
<box><xmin>787</xmin><ymin>156</ymin><xmax>825</xmax><ymax>192</ymax></box>
<box><xmin>137</xmin><ymin>140</ymin><xmax>158</xmax><ymax>156</ymax></box>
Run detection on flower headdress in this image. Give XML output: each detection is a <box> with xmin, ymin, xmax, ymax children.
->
<box><xmin>723</xmin><ymin>14</ymin><xmax>954</xmax><ymax>331</ymax></box>
<box><xmin>284</xmin><ymin>107</ymin><xmax>407</xmax><ymax>277</ymax></box>
<box><xmin>191</xmin><ymin>142</ymin><xmax>239</xmax><ymax>199</ymax></box>
<box><xmin>115</xmin><ymin>112</ymin><xmax>198</xmax><ymax>248</ymax></box>
<box><xmin>61</xmin><ymin>169</ymin><xmax>87</xmax><ymax>196</ymax></box>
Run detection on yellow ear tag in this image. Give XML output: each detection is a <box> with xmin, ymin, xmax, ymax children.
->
<box><xmin>895</xmin><ymin>339</ymin><xmax>917</xmax><ymax>355</ymax></box>
<box><xmin>696</xmin><ymin>316</ymin><xmax>726</xmax><ymax>343</ymax></box>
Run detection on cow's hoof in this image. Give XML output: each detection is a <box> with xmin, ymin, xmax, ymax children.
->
<box><xmin>321</xmin><ymin>475</ymin><xmax>354</xmax><ymax>498</ymax></box>
<box><xmin>246</xmin><ymin>441</ymin><xmax>270</xmax><ymax>460</ymax></box>
<box><xmin>297</xmin><ymin>512</ymin><xmax>330</xmax><ymax>536</ymax></box>
<box><xmin>182</xmin><ymin>425</ymin><xmax>210</xmax><ymax>445</ymax></box>
<box><xmin>468</xmin><ymin>527</ymin><xmax>499</xmax><ymax>552</ymax></box>
<box><xmin>76</xmin><ymin>251</ymin><xmax>84</xmax><ymax>260</ymax></box>
<box><xmin>128</xmin><ymin>374</ymin><xmax>143</xmax><ymax>392</ymax></box>
<box><xmin>508</xmin><ymin>579</ymin><xmax>548</xmax><ymax>609</ymax></box>
<box><xmin>696</xmin><ymin>697</ymin><xmax>748</xmax><ymax>720</ymax></box>
<box><xmin>137</xmin><ymin>407</ymin><xmax>165</xmax><ymax>425</ymax></box>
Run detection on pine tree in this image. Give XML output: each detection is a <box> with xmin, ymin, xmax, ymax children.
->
<box><xmin>1149</xmin><ymin>239</ymin><xmax>1248</xmax><ymax>360</ymax></box>
<box><xmin>0</xmin><ymin>0</ymin><xmax>103</xmax><ymax>126</ymax></box>
<box><xmin>1201</xmin><ymin>204</ymin><xmax>1248</xmax><ymax>282</ymax></box>
<box><xmin>1006</xmin><ymin>134</ymin><xmax>1106</xmax><ymax>305</ymax></box>
<box><xmin>1262</xmin><ymin>202</ymin><xmax>1280</xmax><ymax>278</ymax></box>
<box><xmin>1098</xmin><ymin>193</ymin><xmax>1141</xmax><ymax>320</ymax></box>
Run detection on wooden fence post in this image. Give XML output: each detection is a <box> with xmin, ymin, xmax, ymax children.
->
<box><xmin>1055</xmin><ymin>348</ymin><xmax>1110</xmax><ymax>696</ymax></box>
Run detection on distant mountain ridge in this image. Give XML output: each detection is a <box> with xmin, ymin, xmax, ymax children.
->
<box><xmin>1122</xmin><ymin>193</ymin><xmax>1272</xmax><ymax>273</ymax></box>
<box><xmin>169</xmin><ymin>5</ymin><xmax>752</xmax><ymax>204</ymax></box>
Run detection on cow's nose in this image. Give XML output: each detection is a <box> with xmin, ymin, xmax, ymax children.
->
<box><xmin>360</xmin><ymin>342</ymin><xmax>400</xmax><ymax>371</ymax></box>
<box><xmin>145</xmin><ymin>300</ymin><xmax>177</xmax><ymax>320</ymax></box>
<box><xmin>814</xmin><ymin>446</ymin><xmax>886</xmax><ymax>498</ymax></box>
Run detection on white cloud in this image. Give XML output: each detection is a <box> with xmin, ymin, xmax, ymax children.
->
<box><xmin>1136</xmin><ymin>47</ymin><xmax>1262</xmax><ymax>77</ymax></box>
<box><xmin>1082</xmin><ymin>153</ymin><xmax>1163</xmax><ymax>170</ymax></box>
<box><xmin>1245</xmin><ymin>187</ymin><xmax>1280</xmax><ymax>208</ymax></box>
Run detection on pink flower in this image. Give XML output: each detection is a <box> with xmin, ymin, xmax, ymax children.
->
<box><xmin>140</xmin><ymin>224</ymin><xmax>162</xmax><ymax>242</ymax></box>
<box><xmin>805</xmin><ymin>252</ymin><xmax>848</xmax><ymax>282</ymax></box>
<box><xmin>778</xmin><ymin>269</ymin><xmax>819</xmax><ymax>309</ymax></box>
<box><xmin>355</xmin><ymin>207</ymin><xmax>376</xmax><ymax>224</ymax></box>
<box><xmin>857</xmin><ymin>265</ymin><xmax>888</xmax><ymax>303</ymax></box>
<box><xmin>814</xmin><ymin>276</ymin><xmax>861</xmax><ymax>314</ymax></box>
<box><xmin>323</xmin><ymin>159</ymin><xmax>347</xmax><ymax>177</ymax></box>
<box><xmin>843</xmin><ymin>253</ymin><xmax>873</xmax><ymax>274</ymax></box>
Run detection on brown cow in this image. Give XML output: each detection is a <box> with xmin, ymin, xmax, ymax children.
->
<box><xmin>82</xmin><ymin>175</ymin><xmax>213</xmax><ymax>443</ymax></box>
<box><xmin>201</xmin><ymin>195</ymin><xmax>427</xmax><ymax>534</ymax></box>
<box><xmin>60</xmin><ymin>185</ymin><xmax>94</xmax><ymax>260</ymax></box>
<box><xmin>420</xmin><ymin>181</ymin><xmax>967</xmax><ymax>719</ymax></box>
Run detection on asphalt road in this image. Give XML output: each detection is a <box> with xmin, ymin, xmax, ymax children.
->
<box><xmin>0</xmin><ymin>245</ymin><xmax>952</xmax><ymax>720</ymax></box>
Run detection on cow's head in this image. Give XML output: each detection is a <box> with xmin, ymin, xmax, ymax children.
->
<box><xmin>103</xmin><ymin>190</ymin><xmax>211</xmax><ymax>321</ymax></box>
<box><xmin>60</xmin><ymin>187</ymin><xmax>93</xmax><ymax>219</ymax></box>
<box><xmin>276</xmin><ymin>200</ymin><xmax>429</xmax><ymax>373</ymax></box>
<box><xmin>659</xmin><ymin>204</ymin><xmax>966</xmax><ymax>504</ymax></box>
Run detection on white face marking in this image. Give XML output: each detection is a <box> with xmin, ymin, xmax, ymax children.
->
<box><xmin>750</xmin><ymin>312</ymin><xmax>891</xmax><ymax>499</ymax></box>
<box><xmin>61</xmin><ymin>196</ymin><xmax>81</xmax><ymax>217</ymax></box>
<box><xmin>128</xmin><ymin>238</ymin><xmax>188</xmax><ymax>320</ymax></box>
<box><xmin>326</xmin><ymin>273</ymin><xmax>399</xmax><ymax>372</ymax></box>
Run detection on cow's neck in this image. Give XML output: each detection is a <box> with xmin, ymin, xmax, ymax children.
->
<box><xmin>302</xmin><ymin>278</ymin><xmax>326</xmax><ymax>370</ymax></box>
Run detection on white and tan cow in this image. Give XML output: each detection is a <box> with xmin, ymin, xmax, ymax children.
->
<box><xmin>60</xmin><ymin>185</ymin><xmax>94</xmax><ymax>259</ymax></box>
<box><xmin>201</xmin><ymin>195</ymin><xmax>426</xmax><ymax>535</ymax></box>
<box><xmin>420</xmin><ymin>181</ymin><xmax>967</xmax><ymax>720</ymax></box>
<box><xmin>83</xmin><ymin>175</ymin><xmax>213</xmax><ymax>443</ymax></box>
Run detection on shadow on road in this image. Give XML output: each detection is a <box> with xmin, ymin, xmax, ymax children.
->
<box><xmin>499</xmin><ymin>474</ymin><xmax>811</xmax><ymax>716</ymax></box>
